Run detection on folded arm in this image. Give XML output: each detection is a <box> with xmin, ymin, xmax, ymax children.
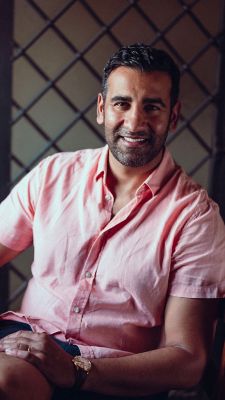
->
<box><xmin>83</xmin><ymin>296</ymin><xmax>217</xmax><ymax>396</ymax></box>
<box><xmin>0</xmin><ymin>242</ymin><xmax>218</xmax><ymax>396</ymax></box>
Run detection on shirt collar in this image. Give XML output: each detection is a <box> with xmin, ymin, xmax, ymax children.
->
<box><xmin>143</xmin><ymin>148</ymin><xmax>177</xmax><ymax>196</ymax></box>
<box><xmin>95</xmin><ymin>145</ymin><xmax>109</xmax><ymax>183</ymax></box>
<box><xmin>95</xmin><ymin>145</ymin><xmax>177</xmax><ymax>196</ymax></box>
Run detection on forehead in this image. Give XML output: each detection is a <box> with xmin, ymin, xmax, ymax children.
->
<box><xmin>106</xmin><ymin>66</ymin><xmax>172</xmax><ymax>100</ymax></box>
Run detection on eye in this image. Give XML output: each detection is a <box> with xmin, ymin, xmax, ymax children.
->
<box><xmin>144</xmin><ymin>104</ymin><xmax>161</xmax><ymax>112</ymax></box>
<box><xmin>113</xmin><ymin>102</ymin><xmax>130</xmax><ymax>111</ymax></box>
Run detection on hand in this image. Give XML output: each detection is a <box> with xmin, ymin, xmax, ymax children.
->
<box><xmin>0</xmin><ymin>330</ymin><xmax>76</xmax><ymax>387</ymax></box>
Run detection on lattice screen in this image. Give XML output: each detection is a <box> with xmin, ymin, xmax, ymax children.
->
<box><xmin>6</xmin><ymin>0</ymin><xmax>224</xmax><ymax>309</ymax></box>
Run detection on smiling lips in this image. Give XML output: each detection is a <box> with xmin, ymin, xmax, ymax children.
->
<box><xmin>123</xmin><ymin>137</ymin><xmax>146</xmax><ymax>142</ymax></box>
<box><xmin>121</xmin><ymin>136</ymin><xmax>149</xmax><ymax>146</ymax></box>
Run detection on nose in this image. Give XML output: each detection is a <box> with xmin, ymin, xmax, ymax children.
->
<box><xmin>124</xmin><ymin>105</ymin><xmax>147</xmax><ymax>132</ymax></box>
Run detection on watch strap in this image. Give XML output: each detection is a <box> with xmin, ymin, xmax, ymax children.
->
<box><xmin>72</xmin><ymin>356</ymin><xmax>92</xmax><ymax>390</ymax></box>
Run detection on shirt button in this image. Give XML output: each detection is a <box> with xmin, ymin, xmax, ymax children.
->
<box><xmin>105</xmin><ymin>194</ymin><xmax>111</xmax><ymax>201</ymax></box>
<box><xmin>85</xmin><ymin>271</ymin><xmax>92</xmax><ymax>278</ymax></box>
<box><xmin>74</xmin><ymin>306</ymin><xmax>80</xmax><ymax>314</ymax></box>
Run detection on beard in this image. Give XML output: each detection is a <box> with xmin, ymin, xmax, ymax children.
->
<box><xmin>105</xmin><ymin>126</ymin><xmax>169</xmax><ymax>168</ymax></box>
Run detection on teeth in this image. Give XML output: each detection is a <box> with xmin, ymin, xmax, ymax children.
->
<box><xmin>123</xmin><ymin>137</ymin><xmax>146</xmax><ymax>143</ymax></box>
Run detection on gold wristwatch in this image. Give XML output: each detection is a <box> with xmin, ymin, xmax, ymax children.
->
<box><xmin>72</xmin><ymin>356</ymin><xmax>92</xmax><ymax>390</ymax></box>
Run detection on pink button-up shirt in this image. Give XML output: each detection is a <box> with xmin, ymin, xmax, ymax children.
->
<box><xmin>0</xmin><ymin>146</ymin><xmax>225</xmax><ymax>359</ymax></box>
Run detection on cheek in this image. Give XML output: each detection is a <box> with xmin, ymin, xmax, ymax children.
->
<box><xmin>149</xmin><ymin>115</ymin><xmax>170</xmax><ymax>132</ymax></box>
<box><xmin>105</xmin><ymin>112</ymin><xmax>122</xmax><ymax>128</ymax></box>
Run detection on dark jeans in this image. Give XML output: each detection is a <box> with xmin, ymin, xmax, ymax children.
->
<box><xmin>0</xmin><ymin>320</ymin><xmax>168</xmax><ymax>400</ymax></box>
<box><xmin>0</xmin><ymin>320</ymin><xmax>80</xmax><ymax>355</ymax></box>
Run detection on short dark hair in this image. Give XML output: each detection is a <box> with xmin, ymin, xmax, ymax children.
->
<box><xmin>102</xmin><ymin>43</ymin><xmax>180</xmax><ymax>107</ymax></box>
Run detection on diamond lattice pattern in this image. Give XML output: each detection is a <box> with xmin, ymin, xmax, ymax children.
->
<box><xmin>9</xmin><ymin>0</ymin><xmax>224</xmax><ymax>308</ymax></box>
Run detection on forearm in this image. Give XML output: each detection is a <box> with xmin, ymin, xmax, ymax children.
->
<box><xmin>83</xmin><ymin>345</ymin><xmax>206</xmax><ymax>397</ymax></box>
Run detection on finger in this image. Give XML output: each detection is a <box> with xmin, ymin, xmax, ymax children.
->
<box><xmin>1</xmin><ymin>331</ymin><xmax>45</xmax><ymax>346</ymax></box>
<box><xmin>1</xmin><ymin>333</ymin><xmax>46</xmax><ymax>353</ymax></box>
<box><xmin>1</xmin><ymin>338</ymin><xmax>33</xmax><ymax>351</ymax></box>
<box><xmin>0</xmin><ymin>330</ymin><xmax>32</xmax><ymax>340</ymax></box>
<box><xmin>1</xmin><ymin>330</ymin><xmax>41</xmax><ymax>341</ymax></box>
<box><xmin>18</xmin><ymin>343</ymin><xmax>31</xmax><ymax>351</ymax></box>
<box><xmin>3</xmin><ymin>340</ymin><xmax>33</xmax><ymax>354</ymax></box>
<box><xmin>5</xmin><ymin>345</ymin><xmax>42</xmax><ymax>366</ymax></box>
<box><xmin>1</xmin><ymin>342</ymin><xmax>43</xmax><ymax>364</ymax></box>
<box><xmin>5</xmin><ymin>347</ymin><xmax>31</xmax><ymax>358</ymax></box>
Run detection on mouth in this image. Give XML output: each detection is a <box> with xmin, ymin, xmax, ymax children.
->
<box><xmin>122</xmin><ymin>137</ymin><xmax>148</xmax><ymax>143</ymax></box>
<box><xmin>119</xmin><ymin>135</ymin><xmax>150</xmax><ymax>148</ymax></box>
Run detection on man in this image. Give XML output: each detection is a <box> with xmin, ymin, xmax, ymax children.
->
<box><xmin>0</xmin><ymin>43</ymin><xmax>224</xmax><ymax>400</ymax></box>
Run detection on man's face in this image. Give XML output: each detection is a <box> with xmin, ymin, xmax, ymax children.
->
<box><xmin>97</xmin><ymin>67</ymin><xmax>180</xmax><ymax>169</ymax></box>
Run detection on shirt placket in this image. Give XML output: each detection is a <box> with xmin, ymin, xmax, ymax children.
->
<box><xmin>65</xmin><ymin>185</ymin><xmax>114</xmax><ymax>339</ymax></box>
<box><xmin>65</xmin><ymin>183</ymin><xmax>151</xmax><ymax>341</ymax></box>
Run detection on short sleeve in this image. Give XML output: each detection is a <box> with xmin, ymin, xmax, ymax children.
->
<box><xmin>0</xmin><ymin>163</ymin><xmax>43</xmax><ymax>251</ymax></box>
<box><xmin>169</xmin><ymin>198</ymin><xmax>225</xmax><ymax>298</ymax></box>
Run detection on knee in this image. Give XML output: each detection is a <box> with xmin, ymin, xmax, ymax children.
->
<box><xmin>0</xmin><ymin>366</ymin><xmax>23</xmax><ymax>399</ymax></box>
<box><xmin>0</xmin><ymin>355</ymin><xmax>52</xmax><ymax>400</ymax></box>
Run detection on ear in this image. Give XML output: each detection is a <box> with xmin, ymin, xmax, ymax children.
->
<box><xmin>96</xmin><ymin>93</ymin><xmax>104</xmax><ymax>125</ymax></box>
<box><xmin>169</xmin><ymin>101</ymin><xmax>181</xmax><ymax>131</ymax></box>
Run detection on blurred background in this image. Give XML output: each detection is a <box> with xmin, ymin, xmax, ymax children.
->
<box><xmin>0</xmin><ymin>0</ymin><xmax>224</xmax><ymax>319</ymax></box>
<box><xmin>0</xmin><ymin>1</ymin><xmax>225</xmax><ymax>398</ymax></box>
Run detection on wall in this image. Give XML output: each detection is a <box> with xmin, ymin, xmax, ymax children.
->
<box><xmin>9</xmin><ymin>0</ymin><xmax>224</xmax><ymax>308</ymax></box>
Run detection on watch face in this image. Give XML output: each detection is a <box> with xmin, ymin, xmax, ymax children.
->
<box><xmin>73</xmin><ymin>356</ymin><xmax>92</xmax><ymax>373</ymax></box>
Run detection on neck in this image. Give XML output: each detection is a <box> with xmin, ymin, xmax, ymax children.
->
<box><xmin>107</xmin><ymin>150</ymin><xmax>163</xmax><ymax>196</ymax></box>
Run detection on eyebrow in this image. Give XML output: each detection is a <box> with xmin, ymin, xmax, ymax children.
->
<box><xmin>111</xmin><ymin>96</ymin><xmax>132</xmax><ymax>102</ymax></box>
<box><xmin>143</xmin><ymin>97</ymin><xmax>166</xmax><ymax>108</ymax></box>
<box><xmin>111</xmin><ymin>96</ymin><xmax>166</xmax><ymax>108</ymax></box>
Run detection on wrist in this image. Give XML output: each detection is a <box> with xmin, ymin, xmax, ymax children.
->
<box><xmin>71</xmin><ymin>356</ymin><xmax>92</xmax><ymax>390</ymax></box>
